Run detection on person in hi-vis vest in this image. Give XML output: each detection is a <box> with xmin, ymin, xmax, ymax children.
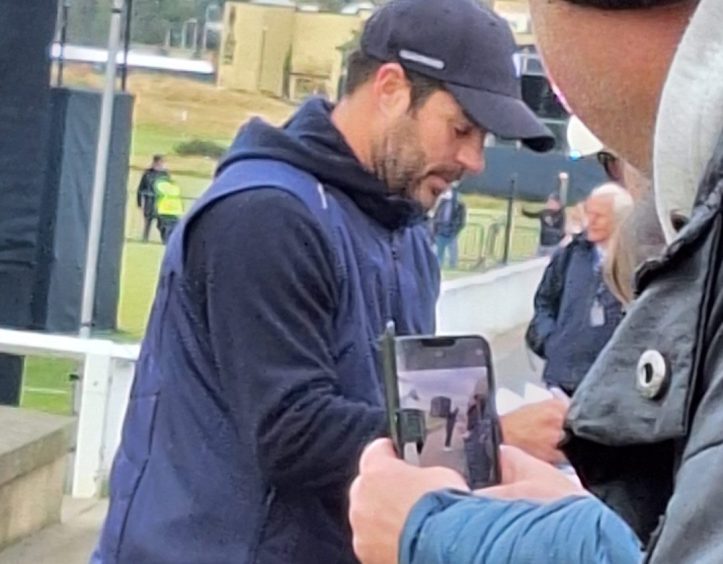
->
<box><xmin>154</xmin><ymin>177</ymin><xmax>184</xmax><ymax>244</ymax></box>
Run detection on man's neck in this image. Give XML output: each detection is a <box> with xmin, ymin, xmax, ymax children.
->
<box><xmin>331</xmin><ymin>96</ymin><xmax>374</xmax><ymax>171</ymax></box>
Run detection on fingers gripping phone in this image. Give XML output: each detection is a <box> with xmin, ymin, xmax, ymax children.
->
<box><xmin>381</xmin><ymin>322</ymin><xmax>502</xmax><ymax>489</ymax></box>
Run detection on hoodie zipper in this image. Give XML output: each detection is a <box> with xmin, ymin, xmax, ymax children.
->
<box><xmin>390</xmin><ymin>231</ymin><xmax>402</xmax><ymax>327</ymax></box>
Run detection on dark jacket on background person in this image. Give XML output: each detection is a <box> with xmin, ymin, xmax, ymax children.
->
<box><xmin>93</xmin><ymin>98</ymin><xmax>439</xmax><ymax>564</ymax></box>
<box><xmin>526</xmin><ymin>235</ymin><xmax>624</xmax><ymax>392</ymax></box>
<box><xmin>433</xmin><ymin>194</ymin><xmax>466</xmax><ymax>238</ymax></box>
<box><xmin>522</xmin><ymin>208</ymin><xmax>566</xmax><ymax>247</ymax></box>
<box><xmin>136</xmin><ymin>168</ymin><xmax>168</xmax><ymax>218</ymax></box>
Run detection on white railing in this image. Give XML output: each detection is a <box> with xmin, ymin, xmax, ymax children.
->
<box><xmin>437</xmin><ymin>257</ymin><xmax>548</xmax><ymax>338</ymax></box>
<box><xmin>0</xmin><ymin>328</ymin><xmax>139</xmax><ymax>499</ymax></box>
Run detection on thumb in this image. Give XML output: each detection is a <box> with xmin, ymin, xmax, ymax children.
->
<box><xmin>359</xmin><ymin>438</ymin><xmax>398</xmax><ymax>473</ymax></box>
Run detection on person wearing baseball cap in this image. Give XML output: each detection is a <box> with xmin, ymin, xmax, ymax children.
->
<box><xmin>93</xmin><ymin>1</ymin><xmax>559</xmax><ymax>563</ymax></box>
<box><xmin>360</xmin><ymin>0</ymin><xmax>554</xmax><ymax>154</ymax></box>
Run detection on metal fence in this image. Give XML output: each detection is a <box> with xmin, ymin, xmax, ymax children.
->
<box><xmin>456</xmin><ymin>209</ymin><xmax>539</xmax><ymax>271</ymax></box>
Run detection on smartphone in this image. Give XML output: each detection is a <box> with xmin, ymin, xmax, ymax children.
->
<box><xmin>384</xmin><ymin>333</ymin><xmax>502</xmax><ymax>489</ymax></box>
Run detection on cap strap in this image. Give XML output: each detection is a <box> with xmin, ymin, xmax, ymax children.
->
<box><xmin>398</xmin><ymin>49</ymin><xmax>445</xmax><ymax>70</ymax></box>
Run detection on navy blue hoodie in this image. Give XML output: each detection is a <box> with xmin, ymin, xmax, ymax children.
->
<box><xmin>94</xmin><ymin>98</ymin><xmax>440</xmax><ymax>563</ymax></box>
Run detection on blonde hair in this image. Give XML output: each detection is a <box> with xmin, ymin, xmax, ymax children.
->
<box><xmin>603</xmin><ymin>191</ymin><xmax>665</xmax><ymax>304</ymax></box>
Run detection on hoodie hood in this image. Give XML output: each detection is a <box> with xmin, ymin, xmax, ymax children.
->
<box><xmin>217</xmin><ymin>97</ymin><xmax>424</xmax><ymax>230</ymax></box>
<box><xmin>654</xmin><ymin>0</ymin><xmax>723</xmax><ymax>243</ymax></box>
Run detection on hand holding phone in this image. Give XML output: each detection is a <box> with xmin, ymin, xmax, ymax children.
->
<box><xmin>381</xmin><ymin>329</ymin><xmax>502</xmax><ymax>489</ymax></box>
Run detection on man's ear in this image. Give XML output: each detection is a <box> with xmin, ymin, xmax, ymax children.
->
<box><xmin>371</xmin><ymin>63</ymin><xmax>412</xmax><ymax>120</ymax></box>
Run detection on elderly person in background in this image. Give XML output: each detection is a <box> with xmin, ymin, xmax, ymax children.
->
<box><xmin>525</xmin><ymin>183</ymin><xmax>633</xmax><ymax>396</ymax></box>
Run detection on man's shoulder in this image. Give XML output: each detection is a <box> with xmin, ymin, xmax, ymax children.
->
<box><xmin>201</xmin><ymin>187</ymin><xmax>317</xmax><ymax>225</ymax></box>
<box><xmin>186</xmin><ymin>188</ymin><xmax>335</xmax><ymax>270</ymax></box>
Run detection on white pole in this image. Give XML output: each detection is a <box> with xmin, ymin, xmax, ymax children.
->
<box><xmin>558</xmin><ymin>172</ymin><xmax>570</xmax><ymax>206</ymax></box>
<box><xmin>79</xmin><ymin>0</ymin><xmax>125</xmax><ymax>340</ymax></box>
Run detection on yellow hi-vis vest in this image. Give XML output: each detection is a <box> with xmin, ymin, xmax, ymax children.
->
<box><xmin>155</xmin><ymin>179</ymin><xmax>184</xmax><ymax>217</ymax></box>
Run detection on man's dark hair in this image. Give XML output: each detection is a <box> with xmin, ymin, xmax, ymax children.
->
<box><xmin>566</xmin><ymin>0</ymin><xmax>691</xmax><ymax>8</ymax></box>
<box><xmin>343</xmin><ymin>50</ymin><xmax>444</xmax><ymax>110</ymax></box>
<box><xmin>152</xmin><ymin>154</ymin><xmax>164</xmax><ymax>164</ymax></box>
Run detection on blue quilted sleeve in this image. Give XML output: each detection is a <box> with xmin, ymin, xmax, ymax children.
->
<box><xmin>400</xmin><ymin>490</ymin><xmax>642</xmax><ymax>564</ymax></box>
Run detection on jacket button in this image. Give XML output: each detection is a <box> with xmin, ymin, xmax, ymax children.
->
<box><xmin>636</xmin><ymin>350</ymin><xmax>668</xmax><ymax>399</ymax></box>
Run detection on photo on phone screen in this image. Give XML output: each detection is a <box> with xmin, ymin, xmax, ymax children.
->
<box><xmin>394</xmin><ymin>335</ymin><xmax>501</xmax><ymax>489</ymax></box>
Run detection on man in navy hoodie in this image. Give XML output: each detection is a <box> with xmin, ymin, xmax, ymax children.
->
<box><xmin>93</xmin><ymin>0</ymin><xmax>553</xmax><ymax>562</ymax></box>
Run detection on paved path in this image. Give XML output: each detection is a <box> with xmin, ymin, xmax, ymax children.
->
<box><xmin>0</xmin><ymin>498</ymin><xmax>107</xmax><ymax>564</ymax></box>
<box><xmin>0</xmin><ymin>325</ymin><xmax>542</xmax><ymax>564</ymax></box>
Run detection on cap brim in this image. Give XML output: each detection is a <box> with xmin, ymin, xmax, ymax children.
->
<box><xmin>447</xmin><ymin>83</ymin><xmax>556</xmax><ymax>153</ymax></box>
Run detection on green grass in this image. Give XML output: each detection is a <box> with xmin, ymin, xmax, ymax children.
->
<box><xmin>118</xmin><ymin>242</ymin><xmax>165</xmax><ymax>339</ymax></box>
<box><xmin>21</xmin><ymin>357</ymin><xmax>75</xmax><ymax>415</ymax></box>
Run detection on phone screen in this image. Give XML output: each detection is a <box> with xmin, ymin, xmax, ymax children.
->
<box><xmin>394</xmin><ymin>335</ymin><xmax>501</xmax><ymax>489</ymax></box>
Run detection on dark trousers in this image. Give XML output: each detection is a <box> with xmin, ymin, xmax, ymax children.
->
<box><xmin>141</xmin><ymin>197</ymin><xmax>156</xmax><ymax>242</ymax></box>
<box><xmin>436</xmin><ymin>235</ymin><xmax>459</xmax><ymax>269</ymax></box>
<box><xmin>157</xmin><ymin>216</ymin><xmax>180</xmax><ymax>244</ymax></box>
<box><xmin>142</xmin><ymin>215</ymin><xmax>155</xmax><ymax>242</ymax></box>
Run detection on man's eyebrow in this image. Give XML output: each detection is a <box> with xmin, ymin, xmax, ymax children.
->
<box><xmin>454</xmin><ymin>110</ymin><xmax>477</xmax><ymax>130</ymax></box>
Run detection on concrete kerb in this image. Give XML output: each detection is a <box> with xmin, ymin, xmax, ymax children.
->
<box><xmin>0</xmin><ymin>408</ymin><xmax>74</xmax><ymax>551</ymax></box>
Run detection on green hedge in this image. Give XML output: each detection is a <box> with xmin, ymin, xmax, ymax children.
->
<box><xmin>174</xmin><ymin>139</ymin><xmax>228</xmax><ymax>159</ymax></box>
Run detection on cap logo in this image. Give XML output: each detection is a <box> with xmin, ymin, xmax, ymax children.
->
<box><xmin>398</xmin><ymin>49</ymin><xmax>445</xmax><ymax>70</ymax></box>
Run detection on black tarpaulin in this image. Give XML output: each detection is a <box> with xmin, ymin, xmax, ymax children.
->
<box><xmin>32</xmin><ymin>88</ymin><xmax>134</xmax><ymax>333</ymax></box>
<box><xmin>459</xmin><ymin>147</ymin><xmax>609</xmax><ymax>204</ymax></box>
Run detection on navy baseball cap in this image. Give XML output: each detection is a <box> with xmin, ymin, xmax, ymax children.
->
<box><xmin>361</xmin><ymin>0</ymin><xmax>555</xmax><ymax>152</ymax></box>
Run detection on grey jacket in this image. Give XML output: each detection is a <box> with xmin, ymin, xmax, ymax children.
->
<box><xmin>563</xmin><ymin>131</ymin><xmax>723</xmax><ymax>562</ymax></box>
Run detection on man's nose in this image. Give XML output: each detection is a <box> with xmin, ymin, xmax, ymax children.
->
<box><xmin>457</xmin><ymin>144</ymin><xmax>484</xmax><ymax>174</ymax></box>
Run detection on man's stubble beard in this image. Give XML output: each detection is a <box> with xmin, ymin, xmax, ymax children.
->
<box><xmin>370</xmin><ymin>115</ymin><xmax>426</xmax><ymax>202</ymax></box>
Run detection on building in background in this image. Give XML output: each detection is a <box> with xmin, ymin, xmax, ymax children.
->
<box><xmin>494</xmin><ymin>0</ymin><xmax>535</xmax><ymax>46</ymax></box>
<box><xmin>218</xmin><ymin>2</ymin><xmax>372</xmax><ymax>101</ymax></box>
<box><xmin>217</xmin><ymin>0</ymin><xmax>537</xmax><ymax>103</ymax></box>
